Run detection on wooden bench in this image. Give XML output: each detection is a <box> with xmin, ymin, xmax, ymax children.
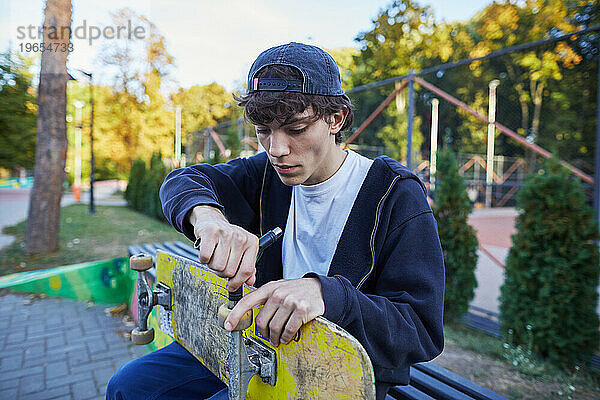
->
<box><xmin>128</xmin><ymin>241</ymin><xmax>509</xmax><ymax>400</ymax></box>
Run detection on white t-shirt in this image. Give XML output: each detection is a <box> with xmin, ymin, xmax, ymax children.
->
<box><xmin>282</xmin><ymin>150</ymin><xmax>373</xmax><ymax>279</ymax></box>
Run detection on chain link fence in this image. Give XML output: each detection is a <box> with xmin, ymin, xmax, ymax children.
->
<box><xmin>184</xmin><ymin>27</ymin><xmax>598</xmax><ymax>210</ymax></box>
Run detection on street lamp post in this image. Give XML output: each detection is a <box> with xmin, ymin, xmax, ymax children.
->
<box><xmin>68</xmin><ymin>70</ymin><xmax>95</xmax><ymax>213</ymax></box>
<box><xmin>164</xmin><ymin>105</ymin><xmax>183</xmax><ymax>167</ymax></box>
<box><xmin>79</xmin><ymin>70</ymin><xmax>95</xmax><ymax>214</ymax></box>
<box><xmin>73</xmin><ymin>100</ymin><xmax>85</xmax><ymax>202</ymax></box>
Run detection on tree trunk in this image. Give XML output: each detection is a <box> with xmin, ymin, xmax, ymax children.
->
<box><xmin>530</xmin><ymin>81</ymin><xmax>544</xmax><ymax>142</ymax></box>
<box><xmin>25</xmin><ymin>0</ymin><xmax>72</xmax><ymax>254</ymax></box>
<box><xmin>527</xmin><ymin>81</ymin><xmax>545</xmax><ymax>173</ymax></box>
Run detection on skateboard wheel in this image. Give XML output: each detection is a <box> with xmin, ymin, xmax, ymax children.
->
<box><xmin>130</xmin><ymin>254</ymin><xmax>153</xmax><ymax>271</ymax></box>
<box><xmin>218</xmin><ymin>303</ymin><xmax>252</xmax><ymax>331</ymax></box>
<box><xmin>131</xmin><ymin>327</ymin><xmax>155</xmax><ymax>344</ymax></box>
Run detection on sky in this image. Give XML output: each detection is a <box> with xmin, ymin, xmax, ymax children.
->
<box><xmin>1</xmin><ymin>0</ymin><xmax>492</xmax><ymax>91</ymax></box>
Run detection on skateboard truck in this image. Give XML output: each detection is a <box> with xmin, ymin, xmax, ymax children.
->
<box><xmin>130</xmin><ymin>254</ymin><xmax>171</xmax><ymax>345</ymax></box>
<box><xmin>227</xmin><ymin>335</ymin><xmax>277</xmax><ymax>399</ymax></box>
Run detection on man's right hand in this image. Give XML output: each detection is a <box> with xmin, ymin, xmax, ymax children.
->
<box><xmin>189</xmin><ymin>205</ymin><xmax>260</xmax><ymax>292</ymax></box>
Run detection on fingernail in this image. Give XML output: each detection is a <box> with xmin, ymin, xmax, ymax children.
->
<box><xmin>224</xmin><ymin>321</ymin><xmax>232</xmax><ymax>330</ymax></box>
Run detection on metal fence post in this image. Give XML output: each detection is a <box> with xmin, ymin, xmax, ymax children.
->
<box><xmin>407</xmin><ymin>70</ymin><xmax>415</xmax><ymax>170</ymax></box>
<box><xmin>203</xmin><ymin>130</ymin><xmax>210</xmax><ymax>161</ymax></box>
<box><xmin>430</xmin><ymin>98</ymin><xmax>439</xmax><ymax>193</ymax></box>
<box><xmin>184</xmin><ymin>132</ymin><xmax>191</xmax><ymax>167</ymax></box>
<box><xmin>595</xmin><ymin>37</ymin><xmax>600</xmax><ymax>235</ymax></box>
<box><xmin>486</xmin><ymin>80</ymin><xmax>500</xmax><ymax>208</ymax></box>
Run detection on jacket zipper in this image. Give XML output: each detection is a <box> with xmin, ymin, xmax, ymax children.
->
<box><xmin>357</xmin><ymin>175</ymin><xmax>401</xmax><ymax>289</ymax></box>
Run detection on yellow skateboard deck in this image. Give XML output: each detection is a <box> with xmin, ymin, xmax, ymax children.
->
<box><xmin>155</xmin><ymin>250</ymin><xmax>375</xmax><ymax>399</ymax></box>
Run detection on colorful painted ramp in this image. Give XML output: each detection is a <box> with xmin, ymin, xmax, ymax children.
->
<box><xmin>0</xmin><ymin>257</ymin><xmax>135</xmax><ymax>305</ymax></box>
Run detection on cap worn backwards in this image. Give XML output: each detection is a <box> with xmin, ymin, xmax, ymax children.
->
<box><xmin>246</xmin><ymin>42</ymin><xmax>345</xmax><ymax>97</ymax></box>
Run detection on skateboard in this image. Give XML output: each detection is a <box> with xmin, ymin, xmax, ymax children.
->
<box><xmin>130</xmin><ymin>243</ymin><xmax>376</xmax><ymax>399</ymax></box>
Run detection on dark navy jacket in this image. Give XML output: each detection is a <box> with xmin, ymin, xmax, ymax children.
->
<box><xmin>159</xmin><ymin>151</ymin><xmax>445</xmax><ymax>389</ymax></box>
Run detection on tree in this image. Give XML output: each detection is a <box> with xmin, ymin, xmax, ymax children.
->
<box><xmin>432</xmin><ymin>149</ymin><xmax>478</xmax><ymax>321</ymax></box>
<box><xmin>25</xmin><ymin>0</ymin><xmax>72</xmax><ymax>254</ymax></box>
<box><xmin>534</xmin><ymin>1</ymin><xmax>599</xmax><ymax>165</ymax></box>
<box><xmin>170</xmin><ymin>82</ymin><xmax>234</xmax><ymax>134</ymax></box>
<box><xmin>351</xmin><ymin>0</ymin><xmax>435</xmax><ymax>153</ymax></box>
<box><xmin>0</xmin><ymin>52</ymin><xmax>37</xmax><ymax>172</ymax></box>
<box><xmin>468</xmin><ymin>1</ymin><xmax>580</xmax><ymax>150</ymax></box>
<box><xmin>351</xmin><ymin>0</ymin><xmax>475</xmax><ymax>157</ymax></box>
<box><xmin>499</xmin><ymin>159</ymin><xmax>599</xmax><ymax>365</ymax></box>
<box><xmin>97</xmin><ymin>8</ymin><xmax>174</xmax><ymax>170</ymax></box>
<box><xmin>348</xmin><ymin>0</ymin><xmax>594</xmax><ymax>165</ymax></box>
<box><xmin>325</xmin><ymin>47</ymin><xmax>359</xmax><ymax>92</ymax></box>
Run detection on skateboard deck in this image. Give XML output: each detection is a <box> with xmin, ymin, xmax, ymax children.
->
<box><xmin>154</xmin><ymin>250</ymin><xmax>375</xmax><ymax>399</ymax></box>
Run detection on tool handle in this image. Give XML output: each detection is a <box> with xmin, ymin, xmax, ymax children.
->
<box><xmin>229</xmin><ymin>227</ymin><xmax>282</xmax><ymax>303</ymax></box>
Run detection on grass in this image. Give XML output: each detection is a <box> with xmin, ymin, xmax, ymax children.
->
<box><xmin>0</xmin><ymin>204</ymin><xmax>187</xmax><ymax>276</ymax></box>
<box><xmin>444</xmin><ymin>322</ymin><xmax>505</xmax><ymax>359</ymax></box>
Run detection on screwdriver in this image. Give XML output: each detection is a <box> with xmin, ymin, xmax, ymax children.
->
<box><xmin>228</xmin><ymin>227</ymin><xmax>282</xmax><ymax>306</ymax></box>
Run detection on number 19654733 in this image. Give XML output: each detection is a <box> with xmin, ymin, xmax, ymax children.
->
<box><xmin>19</xmin><ymin>42</ymin><xmax>73</xmax><ymax>53</ymax></box>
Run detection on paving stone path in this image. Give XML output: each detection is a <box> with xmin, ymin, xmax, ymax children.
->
<box><xmin>0</xmin><ymin>293</ymin><xmax>149</xmax><ymax>400</ymax></box>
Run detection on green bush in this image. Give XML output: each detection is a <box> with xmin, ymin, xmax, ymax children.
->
<box><xmin>138</xmin><ymin>167</ymin><xmax>152</xmax><ymax>215</ymax></box>
<box><xmin>433</xmin><ymin>149</ymin><xmax>479</xmax><ymax>321</ymax></box>
<box><xmin>138</xmin><ymin>154</ymin><xmax>158</xmax><ymax>215</ymax></box>
<box><xmin>147</xmin><ymin>153</ymin><xmax>168</xmax><ymax>221</ymax></box>
<box><xmin>125</xmin><ymin>153</ymin><xmax>169</xmax><ymax>222</ymax></box>
<box><xmin>125</xmin><ymin>158</ymin><xmax>146</xmax><ymax>209</ymax></box>
<box><xmin>499</xmin><ymin>158</ymin><xmax>599</xmax><ymax>366</ymax></box>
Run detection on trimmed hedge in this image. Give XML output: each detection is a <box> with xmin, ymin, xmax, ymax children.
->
<box><xmin>499</xmin><ymin>158</ymin><xmax>599</xmax><ymax>366</ymax></box>
<box><xmin>433</xmin><ymin>149</ymin><xmax>479</xmax><ymax>321</ymax></box>
<box><xmin>125</xmin><ymin>153</ymin><xmax>169</xmax><ymax>222</ymax></box>
<box><xmin>124</xmin><ymin>158</ymin><xmax>146</xmax><ymax>210</ymax></box>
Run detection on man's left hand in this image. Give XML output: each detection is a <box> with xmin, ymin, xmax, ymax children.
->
<box><xmin>224</xmin><ymin>277</ymin><xmax>325</xmax><ymax>346</ymax></box>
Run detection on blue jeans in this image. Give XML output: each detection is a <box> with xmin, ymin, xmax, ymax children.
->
<box><xmin>106</xmin><ymin>341</ymin><xmax>228</xmax><ymax>400</ymax></box>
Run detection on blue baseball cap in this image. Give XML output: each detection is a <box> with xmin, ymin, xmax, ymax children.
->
<box><xmin>246</xmin><ymin>42</ymin><xmax>346</xmax><ymax>97</ymax></box>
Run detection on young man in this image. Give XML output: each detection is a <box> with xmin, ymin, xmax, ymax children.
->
<box><xmin>107</xmin><ymin>42</ymin><xmax>444</xmax><ymax>400</ymax></box>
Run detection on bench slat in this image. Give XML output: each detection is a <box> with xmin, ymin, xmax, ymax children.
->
<box><xmin>152</xmin><ymin>242</ymin><xmax>169</xmax><ymax>252</ymax></box>
<box><xmin>461</xmin><ymin>313</ymin><xmax>502</xmax><ymax>338</ymax></box>
<box><xmin>127</xmin><ymin>245</ymin><xmax>144</xmax><ymax>256</ymax></box>
<box><xmin>173</xmin><ymin>240</ymin><xmax>197</xmax><ymax>255</ymax></box>
<box><xmin>162</xmin><ymin>241</ymin><xmax>196</xmax><ymax>261</ymax></box>
<box><xmin>413</xmin><ymin>363</ymin><xmax>508</xmax><ymax>400</ymax></box>
<box><xmin>172</xmin><ymin>241</ymin><xmax>199</xmax><ymax>260</ymax></box>
<box><xmin>389</xmin><ymin>384</ymin><xmax>438</xmax><ymax>400</ymax></box>
<box><xmin>409</xmin><ymin>368</ymin><xmax>475</xmax><ymax>400</ymax></box>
